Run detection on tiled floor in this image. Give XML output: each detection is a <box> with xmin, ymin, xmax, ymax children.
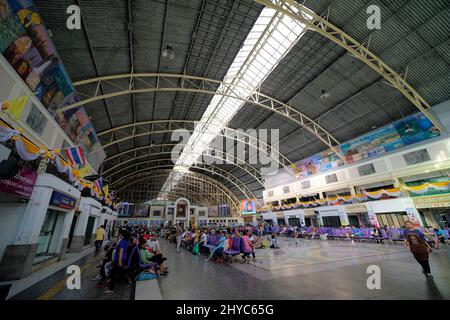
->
<box><xmin>10</xmin><ymin>237</ymin><xmax>450</xmax><ymax>300</ymax></box>
<box><xmin>157</xmin><ymin>238</ymin><xmax>450</xmax><ymax>300</ymax></box>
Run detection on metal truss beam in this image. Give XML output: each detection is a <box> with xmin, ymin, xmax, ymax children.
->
<box><xmin>117</xmin><ymin>171</ymin><xmax>240</xmax><ymax>212</ymax></box>
<box><xmin>98</xmin><ymin>119</ymin><xmax>291</xmax><ymax>171</ymax></box>
<box><xmin>111</xmin><ymin>162</ymin><xmax>257</xmax><ymax>200</ymax></box>
<box><xmin>102</xmin><ymin>143</ymin><xmax>263</xmax><ymax>186</ymax></box>
<box><xmin>255</xmin><ymin>0</ymin><xmax>444</xmax><ymax>132</ymax></box>
<box><xmin>66</xmin><ymin>73</ymin><xmax>343</xmax><ymax>159</ymax></box>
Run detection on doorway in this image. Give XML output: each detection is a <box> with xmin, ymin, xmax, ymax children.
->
<box><xmin>84</xmin><ymin>216</ymin><xmax>96</xmax><ymax>246</ymax></box>
<box><xmin>67</xmin><ymin>213</ymin><xmax>79</xmax><ymax>249</ymax></box>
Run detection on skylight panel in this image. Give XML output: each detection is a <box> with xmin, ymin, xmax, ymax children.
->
<box><xmin>158</xmin><ymin>1</ymin><xmax>311</xmax><ymax>199</ymax></box>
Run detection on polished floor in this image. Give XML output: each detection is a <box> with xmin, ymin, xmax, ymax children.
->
<box><xmin>11</xmin><ymin>237</ymin><xmax>450</xmax><ymax>300</ymax></box>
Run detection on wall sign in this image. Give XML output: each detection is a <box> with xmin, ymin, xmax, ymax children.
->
<box><xmin>49</xmin><ymin>190</ymin><xmax>76</xmax><ymax>210</ymax></box>
<box><xmin>413</xmin><ymin>194</ymin><xmax>450</xmax><ymax>208</ymax></box>
<box><xmin>0</xmin><ymin>165</ymin><xmax>37</xmax><ymax>198</ymax></box>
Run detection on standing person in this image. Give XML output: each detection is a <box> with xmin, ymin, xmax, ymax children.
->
<box><xmin>403</xmin><ymin>221</ymin><xmax>433</xmax><ymax>278</ymax></box>
<box><xmin>176</xmin><ymin>225</ymin><xmax>183</xmax><ymax>253</ymax></box>
<box><xmin>105</xmin><ymin>231</ymin><xmax>130</xmax><ymax>294</ymax></box>
<box><xmin>199</xmin><ymin>230</ymin><xmax>208</xmax><ymax>254</ymax></box>
<box><xmin>94</xmin><ymin>225</ymin><xmax>105</xmax><ymax>254</ymax></box>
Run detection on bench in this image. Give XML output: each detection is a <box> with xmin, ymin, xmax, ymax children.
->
<box><xmin>134</xmin><ymin>279</ymin><xmax>162</xmax><ymax>300</ymax></box>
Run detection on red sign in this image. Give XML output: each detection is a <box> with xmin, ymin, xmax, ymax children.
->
<box><xmin>0</xmin><ymin>166</ymin><xmax>37</xmax><ymax>199</ymax></box>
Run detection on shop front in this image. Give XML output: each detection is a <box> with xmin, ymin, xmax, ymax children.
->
<box><xmin>344</xmin><ymin>203</ymin><xmax>369</xmax><ymax>227</ymax></box>
<box><xmin>412</xmin><ymin>194</ymin><xmax>450</xmax><ymax>228</ymax></box>
<box><xmin>282</xmin><ymin>209</ymin><xmax>305</xmax><ymax>227</ymax></box>
<box><xmin>365</xmin><ymin>198</ymin><xmax>424</xmax><ymax>228</ymax></box>
<box><xmin>316</xmin><ymin>206</ymin><xmax>349</xmax><ymax>227</ymax></box>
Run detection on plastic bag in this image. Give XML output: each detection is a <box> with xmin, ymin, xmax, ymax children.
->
<box><xmin>192</xmin><ymin>242</ymin><xmax>199</xmax><ymax>254</ymax></box>
<box><xmin>135</xmin><ymin>271</ymin><xmax>156</xmax><ymax>281</ymax></box>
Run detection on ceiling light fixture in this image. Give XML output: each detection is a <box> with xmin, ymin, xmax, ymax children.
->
<box><xmin>162</xmin><ymin>44</ymin><xmax>175</xmax><ymax>60</ymax></box>
<box><xmin>320</xmin><ymin>89</ymin><xmax>330</xmax><ymax>99</ymax></box>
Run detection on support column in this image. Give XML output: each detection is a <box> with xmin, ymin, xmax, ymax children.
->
<box><xmin>70</xmin><ymin>206</ymin><xmax>90</xmax><ymax>253</ymax></box>
<box><xmin>0</xmin><ymin>186</ymin><xmax>52</xmax><ymax>280</ymax></box>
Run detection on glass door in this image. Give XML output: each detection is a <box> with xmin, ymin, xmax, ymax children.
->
<box><xmin>36</xmin><ymin>210</ymin><xmax>59</xmax><ymax>256</ymax></box>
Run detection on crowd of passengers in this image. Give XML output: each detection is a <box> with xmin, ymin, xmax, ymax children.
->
<box><xmin>274</xmin><ymin>224</ymin><xmax>450</xmax><ymax>248</ymax></box>
<box><xmin>162</xmin><ymin>223</ymin><xmax>295</xmax><ymax>263</ymax></box>
<box><xmin>92</xmin><ymin>223</ymin><xmax>168</xmax><ymax>294</ymax></box>
<box><xmin>93</xmin><ymin>221</ymin><xmax>448</xmax><ymax>293</ymax></box>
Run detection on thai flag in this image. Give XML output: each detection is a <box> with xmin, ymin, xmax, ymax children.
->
<box><xmin>65</xmin><ymin>145</ymin><xmax>87</xmax><ymax>166</ymax></box>
<box><xmin>94</xmin><ymin>178</ymin><xmax>103</xmax><ymax>193</ymax></box>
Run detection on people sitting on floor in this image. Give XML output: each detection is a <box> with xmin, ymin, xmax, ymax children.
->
<box><xmin>270</xmin><ymin>234</ymin><xmax>280</xmax><ymax>248</ymax></box>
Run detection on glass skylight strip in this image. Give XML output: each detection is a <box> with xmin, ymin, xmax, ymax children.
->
<box><xmin>158</xmin><ymin>1</ymin><xmax>310</xmax><ymax>199</ymax></box>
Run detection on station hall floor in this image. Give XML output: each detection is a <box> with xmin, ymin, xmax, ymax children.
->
<box><xmin>11</xmin><ymin>238</ymin><xmax>450</xmax><ymax>300</ymax></box>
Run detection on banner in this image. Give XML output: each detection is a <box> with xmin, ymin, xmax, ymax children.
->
<box><xmin>291</xmin><ymin>112</ymin><xmax>440</xmax><ymax>177</ymax></box>
<box><xmin>0</xmin><ymin>0</ymin><xmax>106</xmax><ymax>170</ymax></box>
<box><xmin>0</xmin><ymin>164</ymin><xmax>36</xmax><ymax>198</ymax></box>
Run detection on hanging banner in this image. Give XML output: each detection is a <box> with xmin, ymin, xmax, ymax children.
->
<box><xmin>0</xmin><ymin>0</ymin><xmax>106</xmax><ymax>170</ymax></box>
<box><xmin>0</xmin><ymin>164</ymin><xmax>37</xmax><ymax>198</ymax></box>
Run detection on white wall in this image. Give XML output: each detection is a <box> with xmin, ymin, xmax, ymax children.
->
<box><xmin>263</xmin><ymin>135</ymin><xmax>450</xmax><ymax>203</ymax></box>
<box><xmin>0</xmin><ymin>202</ymin><xmax>27</xmax><ymax>260</ymax></box>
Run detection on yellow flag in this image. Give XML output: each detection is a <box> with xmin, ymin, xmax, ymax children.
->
<box><xmin>102</xmin><ymin>184</ymin><xmax>109</xmax><ymax>196</ymax></box>
<box><xmin>78</xmin><ymin>165</ymin><xmax>91</xmax><ymax>178</ymax></box>
<box><xmin>8</xmin><ymin>95</ymin><xmax>30</xmax><ymax>120</ymax></box>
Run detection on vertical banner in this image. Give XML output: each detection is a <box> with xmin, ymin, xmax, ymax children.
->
<box><xmin>405</xmin><ymin>208</ymin><xmax>423</xmax><ymax>227</ymax></box>
<box><xmin>367</xmin><ymin>210</ymin><xmax>380</xmax><ymax>228</ymax></box>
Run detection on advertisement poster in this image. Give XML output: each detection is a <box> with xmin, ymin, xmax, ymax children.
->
<box><xmin>134</xmin><ymin>203</ymin><xmax>150</xmax><ymax>217</ymax></box>
<box><xmin>293</xmin><ymin>148</ymin><xmax>344</xmax><ymax>178</ymax></box>
<box><xmin>0</xmin><ymin>0</ymin><xmax>105</xmax><ymax>170</ymax></box>
<box><xmin>340</xmin><ymin>125</ymin><xmax>403</xmax><ymax>164</ymax></box>
<box><xmin>0</xmin><ymin>164</ymin><xmax>37</xmax><ymax>198</ymax></box>
<box><xmin>241</xmin><ymin>199</ymin><xmax>256</xmax><ymax>214</ymax></box>
<box><xmin>292</xmin><ymin>112</ymin><xmax>440</xmax><ymax>177</ymax></box>
<box><xmin>340</xmin><ymin>113</ymin><xmax>439</xmax><ymax>164</ymax></box>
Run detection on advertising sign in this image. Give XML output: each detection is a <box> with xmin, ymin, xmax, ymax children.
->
<box><xmin>0</xmin><ymin>164</ymin><xmax>37</xmax><ymax>198</ymax></box>
<box><xmin>241</xmin><ymin>199</ymin><xmax>256</xmax><ymax>214</ymax></box>
<box><xmin>49</xmin><ymin>190</ymin><xmax>76</xmax><ymax>210</ymax></box>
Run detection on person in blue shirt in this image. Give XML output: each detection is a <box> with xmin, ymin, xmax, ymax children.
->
<box><xmin>204</xmin><ymin>231</ymin><xmax>226</xmax><ymax>262</ymax></box>
<box><xmin>403</xmin><ymin>221</ymin><xmax>433</xmax><ymax>278</ymax></box>
<box><xmin>105</xmin><ymin>230</ymin><xmax>130</xmax><ymax>293</ymax></box>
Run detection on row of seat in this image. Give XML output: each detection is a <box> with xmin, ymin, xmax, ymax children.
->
<box><xmin>182</xmin><ymin>233</ymin><xmax>252</xmax><ymax>262</ymax></box>
<box><xmin>282</xmin><ymin>226</ymin><xmax>450</xmax><ymax>243</ymax></box>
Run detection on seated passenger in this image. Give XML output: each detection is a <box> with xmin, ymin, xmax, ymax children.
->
<box><xmin>308</xmin><ymin>226</ymin><xmax>318</xmax><ymax>240</ymax></box>
<box><xmin>241</xmin><ymin>231</ymin><xmax>256</xmax><ymax>262</ymax></box>
<box><xmin>146</xmin><ymin>233</ymin><xmax>168</xmax><ymax>274</ymax></box>
<box><xmin>204</xmin><ymin>231</ymin><xmax>226</xmax><ymax>262</ymax></box>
